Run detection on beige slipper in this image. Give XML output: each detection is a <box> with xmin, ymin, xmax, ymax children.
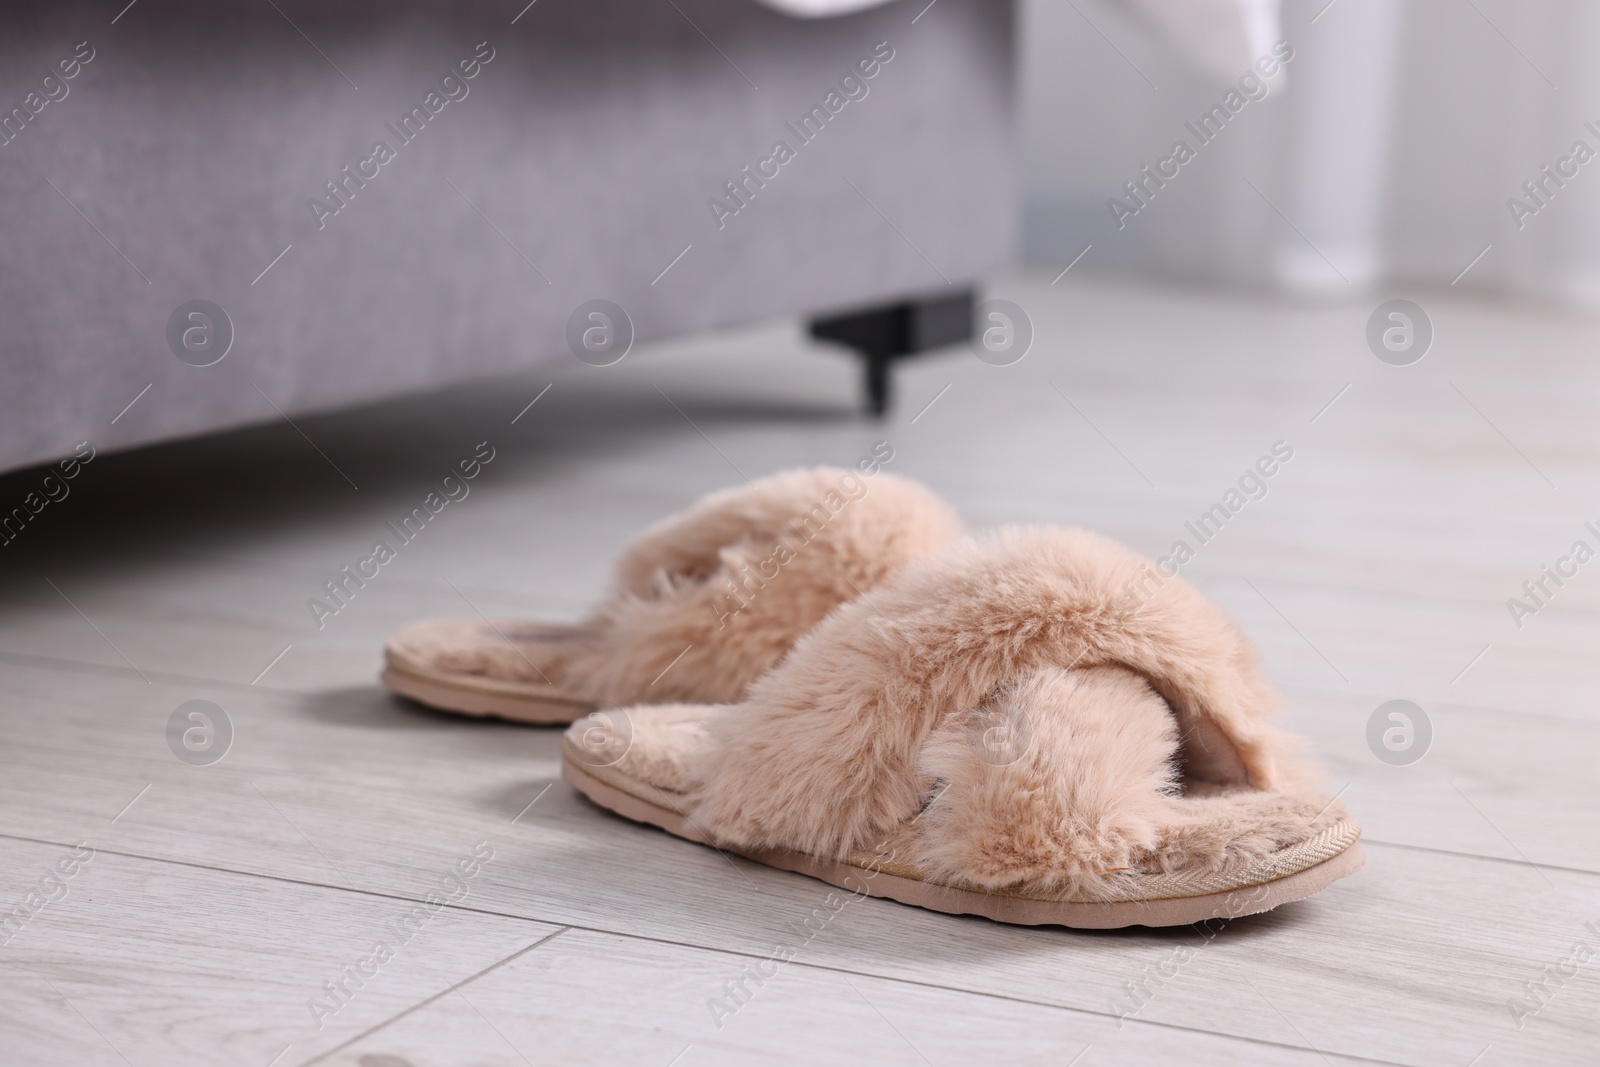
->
<box><xmin>562</xmin><ymin>526</ymin><xmax>1363</xmax><ymax>929</ymax></box>
<box><xmin>384</xmin><ymin>466</ymin><xmax>963</xmax><ymax>723</ymax></box>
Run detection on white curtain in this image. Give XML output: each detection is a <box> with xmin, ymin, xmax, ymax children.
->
<box><xmin>1020</xmin><ymin>0</ymin><xmax>1600</xmax><ymax>305</ymax></box>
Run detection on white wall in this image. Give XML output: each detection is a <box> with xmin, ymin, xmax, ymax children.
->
<box><xmin>1018</xmin><ymin>0</ymin><xmax>1600</xmax><ymax>304</ymax></box>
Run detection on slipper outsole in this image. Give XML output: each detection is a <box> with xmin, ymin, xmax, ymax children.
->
<box><xmin>382</xmin><ymin>661</ymin><xmax>595</xmax><ymax>725</ymax></box>
<box><xmin>561</xmin><ymin>744</ymin><xmax>1365</xmax><ymax>930</ymax></box>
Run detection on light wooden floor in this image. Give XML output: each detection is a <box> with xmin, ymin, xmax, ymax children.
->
<box><xmin>4</xmin><ymin>272</ymin><xmax>1599</xmax><ymax>1065</ymax></box>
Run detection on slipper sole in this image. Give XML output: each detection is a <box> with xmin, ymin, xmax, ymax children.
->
<box><xmin>382</xmin><ymin>662</ymin><xmax>595</xmax><ymax>725</ymax></box>
<box><xmin>562</xmin><ymin>752</ymin><xmax>1365</xmax><ymax>930</ymax></box>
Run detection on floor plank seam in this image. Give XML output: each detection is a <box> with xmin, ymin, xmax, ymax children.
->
<box><xmin>1361</xmin><ymin>837</ymin><xmax>1587</xmax><ymax>878</ymax></box>
<box><xmin>720</xmin><ymin>955</ymin><xmax>1422</xmax><ymax>1067</ymax></box>
<box><xmin>0</xmin><ymin>829</ymin><xmax>582</xmax><ymax>926</ymax></box>
<box><xmin>294</xmin><ymin>926</ymin><xmax>570</xmax><ymax>1067</ymax></box>
<box><xmin>0</xmin><ymin>829</ymin><xmax>1426</xmax><ymax>1066</ymax></box>
<box><xmin>0</xmin><ymin>646</ymin><xmax>310</xmax><ymax>696</ymax></box>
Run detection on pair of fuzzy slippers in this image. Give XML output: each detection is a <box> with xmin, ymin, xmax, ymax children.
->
<box><xmin>384</xmin><ymin>468</ymin><xmax>1361</xmax><ymax>929</ymax></box>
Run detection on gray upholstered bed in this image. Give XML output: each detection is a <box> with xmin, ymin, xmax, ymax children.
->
<box><xmin>0</xmin><ymin>0</ymin><xmax>1016</xmax><ymax>473</ymax></box>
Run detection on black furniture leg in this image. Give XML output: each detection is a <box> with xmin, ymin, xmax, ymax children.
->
<box><xmin>809</xmin><ymin>290</ymin><xmax>974</xmax><ymax>417</ymax></box>
<box><xmin>863</xmin><ymin>350</ymin><xmax>891</xmax><ymax>417</ymax></box>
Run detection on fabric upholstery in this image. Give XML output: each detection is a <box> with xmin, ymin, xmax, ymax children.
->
<box><xmin>0</xmin><ymin>0</ymin><xmax>1016</xmax><ymax>472</ymax></box>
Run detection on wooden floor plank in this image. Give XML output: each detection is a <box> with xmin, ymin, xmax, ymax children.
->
<box><xmin>319</xmin><ymin>927</ymin><xmax>1394</xmax><ymax>1067</ymax></box>
<box><xmin>0</xmin><ymin>837</ymin><xmax>561</xmax><ymax>1067</ymax></box>
<box><xmin>0</xmin><ymin>662</ymin><xmax>1596</xmax><ymax>1063</ymax></box>
<box><xmin>4</xmin><ymin>270</ymin><xmax>1600</xmax><ymax>1063</ymax></box>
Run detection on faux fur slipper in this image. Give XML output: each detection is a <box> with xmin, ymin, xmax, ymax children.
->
<box><xmin>383</xmin><ymin>467</ymin><xmax>963</xmax><ymax>724</ymax></box>
<box><xmin>562</xmin><ymin>526</ymin><xmax>1363</xmax><ymax>928</ymax></box>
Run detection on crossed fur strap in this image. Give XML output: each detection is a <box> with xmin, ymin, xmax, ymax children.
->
<box><xmin>683</xmin><ymin>526</ymin><xmax>1306</xmax><ymax>869</ymax></box>
<box><xmin>560</xmin><ymin>465</ymin><xmax>964</xmax><ymax>704</ymax></box>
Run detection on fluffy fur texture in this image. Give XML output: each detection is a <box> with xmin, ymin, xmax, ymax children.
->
<box><xmin>414</xmin><ymin>620</ymin><xmax>588</xmax><ymax>688</ymax></box>
<box><xmin>915</xmin><ymin>665</ymin><xmax>1179</xmax><ymax>896</ymax></box>
<box><xmin>425</xmin><ymin>467</ymin><xmax>962</xmax><ymax>705</ymax></box>
<box><xmin>590</xmin><ymin>703</ymin><xmax>707</xmax><ymax>793</ymax></box>
<box><xmin>674</xmin><ymin>525</ymin><xmax>1337</xmax><ymax>895</ymax></box>
<box><xmin>563</xmin><ymin>467</ymin><xmax>962</xmax><ymax>704</ymax></box>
